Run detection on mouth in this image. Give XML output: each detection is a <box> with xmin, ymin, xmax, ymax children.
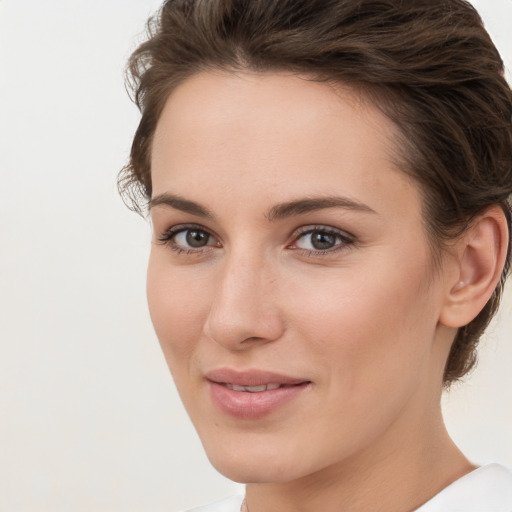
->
<box><xmin>225</xmin><ymin>382</ymin><xmax>281</xmax><ymax>392</ymax></box>
<box><xmin>223</xmin><ymin>382</ymin><xmax>303</xmax><ymax>392</ymax></box>
<box><xmin>205</xmin><ymin>368</ymin><xmax>309</xmax><ymax>387</ymax></box>
<box><xmin>205</xmin><ymin>368</ymin><xmax>311</xmax><ymax>419</ymax></box>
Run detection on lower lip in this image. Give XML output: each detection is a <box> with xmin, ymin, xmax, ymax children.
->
<box><xmin>208</xmin><ymin>381</ymin><xmax>310</xmax><ymax>419</ymax></box>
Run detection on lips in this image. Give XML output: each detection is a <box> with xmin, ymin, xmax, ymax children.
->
<box><xmin>205</xmin><ymin>368</ymin><xmax>308</xmax><ymax>387</ymax></box>
<box><xmin>205</xmin><ymin>368</ymin><xmax>311</xmax><ymax>419</ymax></box>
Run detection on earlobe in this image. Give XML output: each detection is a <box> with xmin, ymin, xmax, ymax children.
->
<box><xmin>440</xmin><ymin>206</ymin><xmax>509</xmax><ymax>329</ymax></box>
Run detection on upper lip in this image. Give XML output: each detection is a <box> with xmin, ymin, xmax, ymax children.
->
<box><xmin>205</xmin><ymin>368</ymin><xmax>309</xmax><ymax>387</ymax></box>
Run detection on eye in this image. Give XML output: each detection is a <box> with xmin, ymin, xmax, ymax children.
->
<box><xmin>157</xmin><ymin>224</ymin><xmax>220</xmax><ymax>252</ymax></box>
<box><xmin>175</xmin><ymin>228</ymin><xmax>212</xmax><ymax>248</ymax></box>
<box><xmin>291</xmin><ymin>226</ymin><xmax>353</xmax><ymax>253</ymax></box>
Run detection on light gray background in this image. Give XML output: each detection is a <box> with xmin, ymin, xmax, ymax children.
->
<box><xmin>0</xmin><ymin>1</ymin><xmax>511</xmax><ymax>511</ymax></box>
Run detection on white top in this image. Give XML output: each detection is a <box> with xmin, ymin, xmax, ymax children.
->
<box><xmin>184</xmin><ymin>464</ymin><xmax>512</xmax><ymax>512</ymax></box>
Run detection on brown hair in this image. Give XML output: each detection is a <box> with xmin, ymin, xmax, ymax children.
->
<box><xmin>120</xmin><ymin>0</ymin><xmax>512</xmax><ymax>385</ymax></box>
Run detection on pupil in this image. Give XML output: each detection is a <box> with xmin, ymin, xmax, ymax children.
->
<box><xmin>312</xmin><ymin>231</ymin><xmax>336</xmax><ymax>250</ymax></box>
<box><xmin>186</xmin><ymin>229</ymin><xmax>209</xmax><ymax>248</ymax></box>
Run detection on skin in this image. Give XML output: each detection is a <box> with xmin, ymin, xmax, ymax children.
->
<box><xmin>147</xmin><ymin>71</ymin><xmax>482</xmax><ymax>512</ymax></box>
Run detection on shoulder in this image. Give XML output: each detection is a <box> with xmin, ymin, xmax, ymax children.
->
<box><xmin>414</xmin><ymin>463</ymin><xmax>512</xmax><ymax>512</ymax></box>
<box><xmin>182</xmin><ymin>494</ymin><xmax>245</xmax><ymax>512</ymax></box>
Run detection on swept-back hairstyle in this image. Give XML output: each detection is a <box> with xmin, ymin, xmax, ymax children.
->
<box><xmin>120</xmin><ymin>0</ymin><xmax>512</xmax><ymax>384</ymax></box>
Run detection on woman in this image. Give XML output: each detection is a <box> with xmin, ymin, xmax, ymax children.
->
<box><xmin>119</xmin><ymin>0</ymin><xmax>512</xmax><ymax>510</ymax></box>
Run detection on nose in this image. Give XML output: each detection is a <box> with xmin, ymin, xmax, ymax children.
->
<box><xmin>203</xmin><ymin>250</ymin><xmax>285</xmax><ymax>351</ymax></box>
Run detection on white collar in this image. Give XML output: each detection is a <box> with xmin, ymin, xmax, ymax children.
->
<box><xmin>414</xmin><ymin>463</ymin><xmax>512</xmax><ymax>512</ymax></box>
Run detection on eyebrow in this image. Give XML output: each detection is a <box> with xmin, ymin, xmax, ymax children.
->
<box><xmin>148</xmin><ymin>193</ymin><xmax>376</xmax><ymax>220</ymax></box>
<box><xmin>149</xmin><ymin>193</ymin><xmax>214</xmax><ymax>218</ymax></box>
<box><xmin>266</xmin><ymin>196</ymin><xmax>376</xmax><ymax>221</ymax></box>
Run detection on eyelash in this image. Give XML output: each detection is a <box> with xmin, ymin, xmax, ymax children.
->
<box><xmin>157</xmin><ymin>224</ymin><xmax>355</xmax><ymax>256</ymax></box>
<box><xmin>291</xmin><ymin>226</ymin><xmax>355</xmax><ymax>256</ymax></box>
<box><xmin>157</xmin><ymin>224</ymin><xmax>219</xmax><ymax>255</ymax></box>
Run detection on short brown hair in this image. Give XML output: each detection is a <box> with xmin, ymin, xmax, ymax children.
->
<box><xmin>120</xmin><ymin>0</ymin><xmax>512</xmax><ymax>385</ymax></box>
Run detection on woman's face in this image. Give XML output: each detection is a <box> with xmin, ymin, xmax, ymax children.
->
<box><xmin>147</xmin><ymin>71</ymin><xmax>455</xmax><ymax>483</ymax></box>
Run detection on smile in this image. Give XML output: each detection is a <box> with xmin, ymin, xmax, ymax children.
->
<box><xmin>205</xmin><ymin>368</ymin><xmax>311</xmax><ymax>419</ymax></box>
<box><xmin>224</xmin><ymin>383</ymin><xmax>282</xmax><ymax>392</ymax></box>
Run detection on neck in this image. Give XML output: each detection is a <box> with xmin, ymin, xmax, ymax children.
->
<box><xmin>244</xmin><ymin>403</ymin><xmax>474</xmax><ymax>512</ymax></box>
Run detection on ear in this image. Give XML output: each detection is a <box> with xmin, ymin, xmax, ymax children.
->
<box><xmin>439</xmin><ymin>206</ymin><xmax>509</xmax><ymax>329</ymax></box>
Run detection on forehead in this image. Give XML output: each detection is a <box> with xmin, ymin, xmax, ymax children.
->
<box><xmin>151</xmin><ymin>70</ymin><xmax>419</xmax><ymax>220</ymax></box>
<box><xmin>152</xmin><ymin>70</ymin><xmax>395</xmax><ymax>161</ymax></box>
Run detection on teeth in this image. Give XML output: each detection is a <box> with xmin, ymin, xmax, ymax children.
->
<box><xmin>225</xmin><ymin>383</ymin><xmax>282</xmax><ymax>392</ymax></box>
<box><xmin>244</xmin><ymin>385</ymin><xmax>268</xmax><ymax>392</ymax></box>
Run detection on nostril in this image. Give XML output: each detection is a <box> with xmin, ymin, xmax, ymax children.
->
<box><xmin>203</xmin><ymin>313</ymin><xmax>284</xmax><ymax>350</ymax></box>
<box><xmin>202</xmin><ymin>266</ymin><xmax>285</xmax><ymax>349</ymax></box>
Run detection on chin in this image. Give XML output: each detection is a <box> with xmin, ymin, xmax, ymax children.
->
<box><xmin>202</xmin><ymin>438</ymin><xmax>316</xmax><ymax>484</ymax></box>
<box><xmin>210</xmin><ymin>458</ymin><xmax>300</xmax><ymax>484</ymax></box>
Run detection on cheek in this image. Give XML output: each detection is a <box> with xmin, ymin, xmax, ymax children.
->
<box><xmin>146</xmin><ymin>254</ymin><xmax>211</xmax><ymax>368</ymax></box>
<box><xmin>276</xmin><ymin>259</ymin><xmax>438</xmax><ymax>457</ymax></box>
<box><xmin>283</xmin><ymin>254</ymin><xmax>437</xmax><ymax>382</ymax></box>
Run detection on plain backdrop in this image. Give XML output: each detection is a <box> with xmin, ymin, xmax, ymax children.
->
<box><xmin>0</xmin><ymin>1</ymin><xmax>511</xmax><ymax>511</ymax></box>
